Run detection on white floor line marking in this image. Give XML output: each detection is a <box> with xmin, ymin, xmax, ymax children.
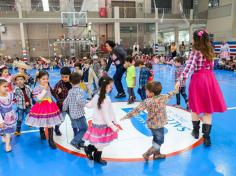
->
<box><xmin>227</xmin><ymin>107</ymin><xmax>236</xmax><ymax>110</ymax></box>
<box><xmin>20</xmin><ymin>129</ymin><xmax>39</xmax><ymax>134</ymax></box>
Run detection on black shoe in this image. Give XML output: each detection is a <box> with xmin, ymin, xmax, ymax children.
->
<box><xmin>202</xmin><ymin>124</ymin><xmax>212</xmax><ymax>147</ymax></box>
<box><xmin>48</xmin><ymin>128</ymin><xmax>57</xmax><ymax>149</ymax></box>
<box><xmin>54</xmin><ymin>125</ymin><xmax>62</xmax><ymax>136</ymax></box>
<box><xmin>84</xmin><ymin>144</ymin><xmax>97</xmax><ymax>160</ymax></box>
<box><xmin>39</xmin><ymin>127</ymin><xmax>46</xmax><ymax>140</ymax></box>
<box><xmin>115</xmin><ymin>93</ymin><xmax>126</xmax><ymax>99</ymax></box>
<box><xmin>191</xmin><ymin>121</ymin><xmax>200</xmax><ymax>139</ymax></box>
<box><xmin>70</xmin><ymin>142</ymin><xmax>81</xmax><ymax>150</ymax></box>
<box><xmin>93</xmin><ymin>151</ymin><xmax>107</xmax><ymax>165</ymax></box>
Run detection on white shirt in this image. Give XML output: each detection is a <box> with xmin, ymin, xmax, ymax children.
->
<box><xmin>86</xmin><ymin>94</ymin><xmax>118</xmax><ymax>131</ymax></box>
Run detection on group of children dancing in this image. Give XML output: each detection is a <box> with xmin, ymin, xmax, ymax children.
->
<box><xmin>0</xmin><ymin>29</ymin><xmax>227</xmax><ymax>165</ymax></box>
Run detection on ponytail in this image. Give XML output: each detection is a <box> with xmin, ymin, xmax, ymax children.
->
<box><xmin>97</xmin><ymin>76</ymin><xmax>113</xmax><ymax>109</ymax></box>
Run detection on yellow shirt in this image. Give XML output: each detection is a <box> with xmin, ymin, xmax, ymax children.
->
<box><xmin>126</xmin><ymin>65</ymin><xmax>136</xmax><ymax>88</ymax></box>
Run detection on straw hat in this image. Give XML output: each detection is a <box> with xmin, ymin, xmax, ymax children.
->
<box><xmin>13</xmin><ymin>73</ymin><xmax>29</xmax><ymax>82</ymax></box>
<box><xmin>40</xmin><ymin>57</ymin><xmax>50</xmax><ymax>64</ymax></box>
<box><xmin>13</xmin><ymin>61</ymin><xmax>31</xmax><ymax>70</ymax></box>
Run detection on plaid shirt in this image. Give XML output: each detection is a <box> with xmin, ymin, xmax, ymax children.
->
<box><xmin>62</xmin><ymin>87</ymin><xmax>86</xmax><ymax>119</ymax></box>
<box><xmin>53</xmin><ymin>80</ymin><xmax>72</xmax><ymax>110</ymax></box>
<box><xmin>139</xmin><ymin>66</ymin><xmax>150</xmax><ymax>87</ymax></box>
<box><xmin>180</xmin><ymin>50</ymin><xmax>213</xmax><ymax>81</ymax></box>
<box><xmin>124</xmin><ymin>90</ymin><xmax>177</xmax><ymax>129</ymax></box>
<box><xmin>13</xmin><ymin>85</ymin><xmax>32</xmax><ymax>109</ymax></box>
<box><xmin>175</xmin><ymin>65</ymin><xmax>186</xmax><ymax>87</ymax></box>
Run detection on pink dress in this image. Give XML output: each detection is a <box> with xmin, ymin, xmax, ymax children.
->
<box><xmin>180</xmin><ymin>51</ymin><xmax>227</xmax><ymax>114</ymax></box>
<box><xmin>25</xmin><ymin>86</ymin><xmax>63</xmax><ymax>127</ymax></box>
<box><xmin>83</xmin><ymin>94</ymin><xmax>118</xmax><ymax>145</ymax></box>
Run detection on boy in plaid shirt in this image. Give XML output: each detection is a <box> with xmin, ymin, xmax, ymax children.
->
<box><xmin>13</xmin><ymin>73</ymin><xmax>32</xmax><ymax>135</ymax></box>
<box><xmin>174</xmin><ymin>57</ymin><xmax>189</xmax><ymax>109</ymax></box>
<box><xmin>63</xmin><ymin>72</ymin><xmax>87</xmax><ymax>150</ymax></box>
<box><xmin>53</xmin><ymin>67</ymin><xmax>72</xmax><ymax>136</ymax></box>
<box><xmin>136</xmin><ymin>60</ymin><xmax>150</xmax><ymax>100</ymax></box>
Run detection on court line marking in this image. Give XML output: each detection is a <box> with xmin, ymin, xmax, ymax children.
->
<box><xmin>227</xmin><ymin>107</ymin><xmax>236</xmax><ymax>110</ymax></box>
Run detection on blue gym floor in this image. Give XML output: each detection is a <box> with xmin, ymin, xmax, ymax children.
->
<box><xmin>1</xmin><ymin>65</ymin><xmax>236</xmax><ymax>176</ymax></box>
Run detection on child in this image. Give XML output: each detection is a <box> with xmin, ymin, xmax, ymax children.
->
<box><xmin>82</xmin><ymin>59</ymin><xmax>98</xmax><ymax>100</ymax></box>
<box><xmin>0</xmin><ymin>65</ymin><xmax>13</xmax><ymax>92</ymax></box>
<box><xmin>74</xmin><ymin>62</ymin><xmax>83</xmax><ymax>76</ymax></box>
<box><xmin>174</xmin><ymin>57</ymin><xmax>189</xmax><ymax>109</ymax></box>
<box><xmin>135</xmin><ymin>60</ymin><xmax>150</xmax><ymax>100</ymax></box>
<box><xmin>63</xmin><ymin>72</ymin><xmax>87</xmax><ymax>150</ymax></box>
<box><xmin>121</xmin><ymin>81</ymin><xmax>179</xmax><ymax>161</ymax></box>
<box><xmin>99</xmin><ymin>58</ymin><xmax>108</xmax><ymax>78</ymax></box>
<box><xmin>83</xmin><ymin>76</ymin><xmax>119</xmax><ymax>165</ymax></box>
<box><xmin>53</xmin><ymin>67</ymin><xmax>72</xmax><ymax>136</ymax></box>
<box><xmin>124</xmin><ymin>56</ymin><xmax>136</xmax><ymax>104</ymax></box>
<box><xmin>13</xmin><ymin>73</ymin><xmax>32</xmax><ymax>135</ymax></box>
<box><xmin>145</xmin><ymin>62</ymin><xmax>154</xmax><ymax>83</ymax></box>
<box><xmin>14</xmin><ymin>61</ymin><xmax>34</xmax><ymax>87</ymax></box>
<box><xmin>25</xmin><ymin>70</ymin><xmax>64</xmax><ymax>149</ymax></box>
<box><xmin>0</xmin><ymin>79</ymin><xmax>17</xmax><ymax>152</ymax></box>
<box><xmin>178</xmin><ymin>29</ymin><xmax>226</xmax><ymax>146</ymax></box>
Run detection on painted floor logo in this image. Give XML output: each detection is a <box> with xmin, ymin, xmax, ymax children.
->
<box><xmin>54</xmin><ymin>102</ymin><xmax>203</xmax><ymax>162</ymax></box>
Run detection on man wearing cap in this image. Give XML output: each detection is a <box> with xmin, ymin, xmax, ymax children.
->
<box><xmin>105</xmin><ymin>40</ymin><xmax>127</xmax><ymax>98</ymax></box>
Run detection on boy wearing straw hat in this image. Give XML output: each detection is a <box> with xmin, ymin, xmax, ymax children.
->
<box><xmin>13</xmin><ymin>73</ymin><xmax>32</xmax><ymax>136</ymax></box>
<box><xmin>14</xmin><ymin>61</ymin><xmax>34</xmax><ymax>87</ymax></box>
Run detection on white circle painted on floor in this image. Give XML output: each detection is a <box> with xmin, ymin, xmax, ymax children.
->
<box><xmin>54</xmin><ymin>102</ymin><xmax>203</xmax><ymax>162</ymax></box>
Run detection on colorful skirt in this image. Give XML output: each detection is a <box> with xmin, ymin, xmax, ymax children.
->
<box><xmin>25</xmin><ymin>99</ymin><xmax>64</xmax><ymax>127</ymax></box>
<box><xmin>0</xmin><ymin>111</ymin><xmax>17</xmax><ymax>135</ymax></box>
<box><xmin>83</xmin><ymin>123</ymin><xmax>118</xmax><ymax>144</ymax></box>
<box><xmin>189</xmin><ymin>70</ymin><xmax>227</xmax><ymax>114</ymax></box>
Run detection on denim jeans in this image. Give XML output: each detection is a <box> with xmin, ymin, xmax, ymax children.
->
<box><xmin>150</xmin><ymin>128</ymin><xmax>164</xmax><ymax>150</ymax></box>
<box><xmin>138</xmin><ymin>86</ymin><xmax>146</xmax><ymax>100</ymax></box>
<box><xmin>176</xmin><ymin>87</ymin><xmax>188</xmax><ymax>105</ymax></box>
<box><xmin>17</xmin><ymin>108</ymin><xmax>30</xmax><ymax>128</ymax></box>
<box><xmin>113</xmin><ymin>66</ymin><xmax>126</xmax><ymax>94</ymax></box>
<box><xmin>70</xmin><ymin>116</ymin><xmax>88</xmax><ymax>145</ymax></box>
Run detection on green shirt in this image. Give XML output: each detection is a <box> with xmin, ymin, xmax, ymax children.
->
<box><xmin>126</xmin><ymin>65</ymin><xmax>136</xmax><ymax>88</ymax></box>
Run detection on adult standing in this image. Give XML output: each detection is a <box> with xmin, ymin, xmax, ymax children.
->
<box><xmin>178</xmin><ymin>29</ymin><xmax>226</xmax><ymax>147</ymax></box>
<box><xmin>171</xmin><ymin>42</ymin><xmax>177</xmax><ymax>58</ymax></box>
<box><xmin>220</xmin><ymin>41</ymin><xmax>230</xmax><ymax>59</ymax></box>
<box><xmin>105</xmin><ymin>40</ymin><xmax>127</xmax><ymax>98</ymax></box>
<box><xmin>179</xmin><ymin>41</ymin><xmax>186</xmax><ymax>56</ymax></box>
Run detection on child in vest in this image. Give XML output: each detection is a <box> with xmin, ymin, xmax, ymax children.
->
<box><xmin>13</xmin><ymin>73</ymin><xmax>32</xmax><ymax>135</ymax></box>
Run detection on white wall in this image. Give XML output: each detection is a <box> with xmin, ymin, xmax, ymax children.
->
<box><xmin>220</xmin><ymin>0</ymin><xmax>232</xmax><ymax>6</ymax></box>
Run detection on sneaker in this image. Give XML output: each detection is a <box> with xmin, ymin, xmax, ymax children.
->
<box><xmin>115</xmin><ymin>93</ymin><xmax>126</xmax><ymax>99</ymax></box>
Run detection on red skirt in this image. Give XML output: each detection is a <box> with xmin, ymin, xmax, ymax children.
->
<box><xmin>189</xmin><ymin>70</ymin><xmax>227</xmax><ymax>114</ymax></box>
<box><xmin>25</xmin><ymin>100</ymin><xmax>64</xmax><ymax>127</ymax></box>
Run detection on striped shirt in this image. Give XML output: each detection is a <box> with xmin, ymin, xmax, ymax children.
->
<box><xmin>180</xmin><ymin>50</ymin><xmax>214</xmax><ymax>81</ymax></box>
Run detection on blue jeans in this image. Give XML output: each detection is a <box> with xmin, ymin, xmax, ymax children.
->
<box><xmin>150</xmin><ymin>128</ymin><xmax>164</xmax><ymax>150</ymax></box>
<box><xmin>70</xmin><ymin>116</ymin><xmax>88</xmax><ymax>145</ymax></box>
<box><xmin>138</xmin><ymin>86</ymin><xmax>146</xmax><ymax>100</ymax></box>
<box><xmin>17</xmin><ymin>108</ymin><xmax>30</xmax><ymax>128</ymax></box>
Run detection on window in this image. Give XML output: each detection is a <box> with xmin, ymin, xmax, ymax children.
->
<box><xmin>208</xmin><ymin>0</ymin><xmax>220</xmax><ymax>8</ymax></box>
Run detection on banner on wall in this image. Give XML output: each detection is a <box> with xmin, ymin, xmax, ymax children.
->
<box><xmin>213</xmin><ymin>41</ymin><xmax>236</xmax><ymax>56</ymax></box>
